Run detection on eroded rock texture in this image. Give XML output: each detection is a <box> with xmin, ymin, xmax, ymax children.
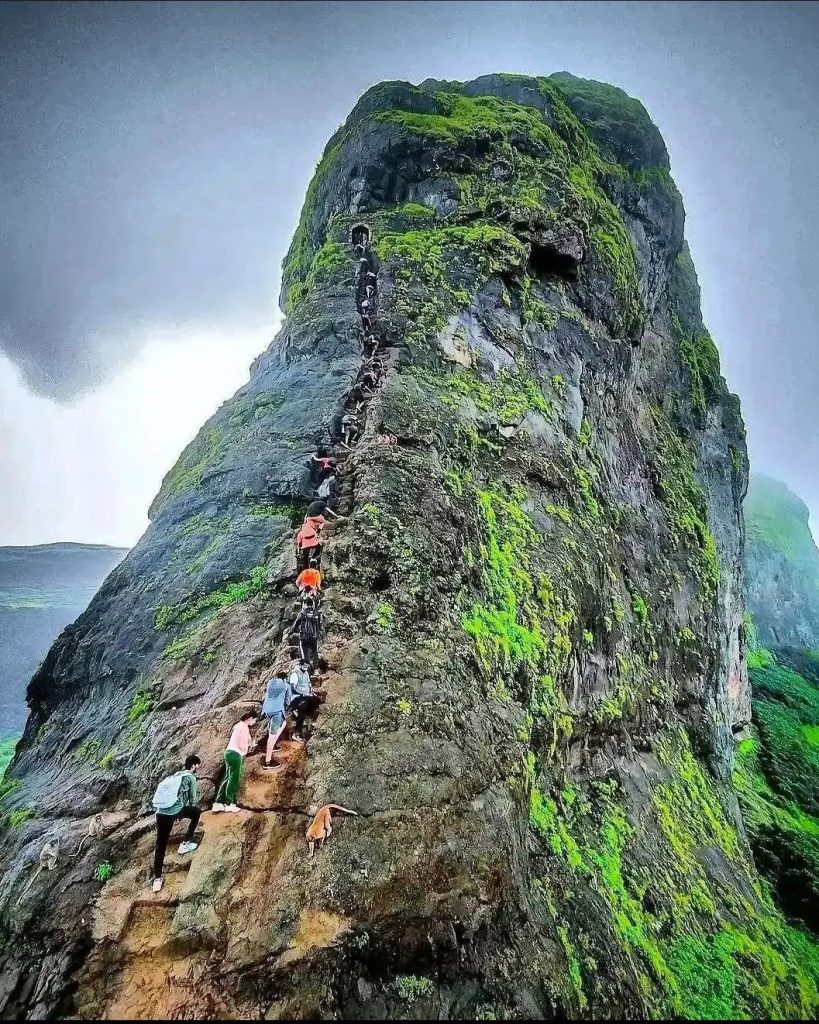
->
<box><xmin>1</xmin><ymin>73</ymin><xmax>818</xmax><ymax>1021</ymax></box>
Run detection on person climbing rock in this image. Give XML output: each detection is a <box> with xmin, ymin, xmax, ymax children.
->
<box><xmin>341</xmin><ymin>411</ymin><xmax>361</xmax><ymax>447</ymax></box>
<box><xmin>296</xmin><ymin>562</ymin><xmax>322</xmax><ymax>595</ymax></box>
<box><xmin>305</xmin><ymin>804</ymin><xmax>358</xmax><ymax>858</ymax></box>
<box><xmin>213</xmin><ymin>712</ymin><xmax>257</xmax><ymax>813</ymax></box>
<box><xmin>291</xmin><ymin>600</ymin><xmax>321</xmax><ymax>667</ymax></box>
<box><xmin>288</xmin><ymin>659</ymin><xmax>320</xmax><ymax>742</ymax></box>
<box><xmin>318</xmin><ymin>472</ymin><xmax>340</xmax><ymax>514</ymax></box>
<box><xmin>151</xmin><ymin>754</ymin><xmax>202</xmax><ymax>892</ymax></box>
<box><xmin>295</xmin><ymin>514</ymin><xmax>324</xmax><ymax>570</ymax></box>
<box><xmin>261</xmin><ymin>672</ymin><xmax>292</xmax><ymax>770</ymax></box>
<box><xmin>311</xmin><ymin>451</ymin><xmax>336</xmax><ymax>481</ymax></box>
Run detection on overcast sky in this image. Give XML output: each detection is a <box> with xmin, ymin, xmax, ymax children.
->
<box><xmin>1</xmin><ymin>0</ymin><xmax>818</xmax><ymax>547</ymax></box>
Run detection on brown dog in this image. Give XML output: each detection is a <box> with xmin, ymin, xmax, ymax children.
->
<box><xmin>306</xmin><ymin>804</ymin><xmax>358</xmax><ymax>857</ymax></box>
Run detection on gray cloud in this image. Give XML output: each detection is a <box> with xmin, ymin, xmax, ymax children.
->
<box><xmin>1</xmin><ymin>0</ymin><xmax>819</xmax><ymax>529</ymax></box>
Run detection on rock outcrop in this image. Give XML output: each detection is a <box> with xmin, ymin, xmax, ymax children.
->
<box><xmin>1</xmin><ymin>72</ymin><xmax>817</xmax><ymax>1020</ymax></box>
<box><xmin>0</xmin><ymin>544</ymin><xmax>127</xmax><ymax>736</ymax></box>
<box><xmin>745</xmin><ymin>473</ymin><xmax>819</xmax><ymax>647</ymax></box>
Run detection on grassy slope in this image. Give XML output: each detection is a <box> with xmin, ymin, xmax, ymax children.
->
<box><xmin>735</xmin><ymin>647</ymin><xmax>819</xmax><ymax>935</ymax></box>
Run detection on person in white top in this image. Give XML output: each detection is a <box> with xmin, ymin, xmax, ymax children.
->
<box><xmin>212</xmin><ymin>711</ymin><xmax>257</xmax><ymax>813</ymax></box>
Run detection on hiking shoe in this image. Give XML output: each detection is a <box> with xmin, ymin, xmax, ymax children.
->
<box><xmin>211</xmin><ymin>802</ymin><xmax>226</xmax><ymax>813</ymax></box>
<box><xmin>178</xmin><ymin>841</ymin><xmax>198</xmax><ymax>855</ymax></box>
<box><xmin>225</xmin><ymin>804</ymin><xmax>241</xmax><ymax>813</ymax></box>
<box><xmin>152</xmin><ymin>877</ymin><xmax>163</xmax><ymax>893</ymax></box>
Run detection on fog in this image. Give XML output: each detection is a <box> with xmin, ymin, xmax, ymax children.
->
<box><xmin>1</xmin><ymin>0</ymin><xmax>818</xmax><ymax>544</ymax></box>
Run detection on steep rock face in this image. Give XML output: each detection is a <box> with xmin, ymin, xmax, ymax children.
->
<box><xmin>0</xmin><ymin>544</ymin><xmax>127</xmax><ymax>736</ymax></box>
<box><xmin>0</xmin><ymin>73</ymin><xmax>816</xmax><ymax>1020</ymax></box>
<box><xmin>745</xmin><ymin>473</ymin><xmax>819</xmax><ymax>647</ymax></box>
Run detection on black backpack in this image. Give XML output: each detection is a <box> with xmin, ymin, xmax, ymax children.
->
<box><xmin>300</xmin><ymin>610</ymin><xmax>320</xmax><ymax>640</ymax></box>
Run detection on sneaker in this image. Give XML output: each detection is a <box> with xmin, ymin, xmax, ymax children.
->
<box><xmin>152</xmin><ymin>877</ymin><xmax>163</xmax><ymax>893</ymax></box>
<box><xmin>178</xmin><ymin>841</ymin><xmax>198</xmax><ymax>855</ymax></box>
<box><xmin>211</xmin><ymin>802</ymin><xmax>226</xmax><ymax>813</ymax></box>
<box><xmin>262</xmin><ymin>762</ymin><xmax>278</xmax><ymax>772</ymax></box>
<box><xmin>225</xmin><ymin>803</ymin><xmax>241</xmax><ymax>813</ymax></box>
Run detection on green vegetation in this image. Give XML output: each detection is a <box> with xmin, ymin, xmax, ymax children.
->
<box><xmin>160</xmin><ymin>428</ymin><xmax>222</xmax><ymax>500</ymax></box>
<box><xmin>154</xmin><ymin>565</ymin><xmax>268</xmax><ymax>632</ymax></box>
<box><xmin>532</xmin><ymin>729</ymin><xmax>819</xmax><ymax>1018</ymax></box>
<box><xmin>652</xmin><ymin>411</ymin><xmax>720</xmax><ymax>598</ymax></box>
<box><xmin>391</xmin><ymin>975</ymin><xmax>434</xmax><ymax>1001</ymax></box>
<box><xmin>286</xmin><ymin>240</ymin><xmax>351</xmax><ymax>313</ymax></box>
<box><xmin>745</xmin><ymin>474</ymin><xmax>819</xmax><ymax>562</ymax></box>
<box><xmin>128</xmin><ymin>688</ymin><xmax>154</xmax><ymax>723</ymax></box>
<box><xmin>94</xmin><ymin>861</ymin><xmax>114</xmax><ymax>882</ymax></box>
<box><xmin>409</xmin><ymin>364</ymin><xmax>549</xmax><ymax>425</ymax></box>
<box><xmin>631</xmin><ymin>593</ymin><xmax>649</xmax><ymax>626</ymax></box>
<box><xmin>671</xmin><ymin>313</ymin><xmax>723</xmax><ymax>422</ymax></box>
<box><xmin>6</xmin><ymin>808</ymin><xmax>34</xmax><ymax>828</ymax></box>
<box><xmin>0</xmin><ymin>737</ymin><xmax>16</xmax><ymax>777</ymax></box>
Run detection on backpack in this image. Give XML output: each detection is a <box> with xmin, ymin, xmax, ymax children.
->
<box><xmin>300</xmin><ymin>611</ymin><xmax>319</xmax><ymax>640</ymax></box>
<box><xmin>152</xmin><ymin>771</ymin><xmax>189</xmax><ymax>812</ymax></box>
<box><xmin>317</xmin><ymin>478</ymin><xmax>331</xmax><ymax>498</ymax></box>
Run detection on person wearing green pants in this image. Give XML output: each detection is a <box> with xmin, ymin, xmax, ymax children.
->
<box><xmin>212</xmin><ymin>711</ymin><xmax>257</xmax><ymax>813</ymax></box>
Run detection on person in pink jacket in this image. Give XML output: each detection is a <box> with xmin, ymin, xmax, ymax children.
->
<box><xmin>212</xmin><ymin>711</ymin><xmax>257</xmax><ymax>813</ymax></box>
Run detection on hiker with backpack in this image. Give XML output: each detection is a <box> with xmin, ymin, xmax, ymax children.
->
<box><xmin>317</xmin><ymin>472</ymin><xmax>340</xmax><ymax>514</ymax></box>
<box><xmin>151</xmin><ymin>754</ymin><xmax>202</xmax><ymax>893</ymax></box>
<box><xmin>213</xmin><ymin>711</ymin><xmax>257</xmax><ymax>813</ymax></box>
<box><xmin>261</xmin><ymin>672</ymin><xmax>292</xmax><ymax>770</ymax></box>
<box><xmin>288</xmin><ymin>659</ymin><xmax>320</xmax><ymax>742</ymax></box>
<box><xmin>290</xmin><ymin>600</ymin><xmax>321</xmax><ymax>667</ymax></box>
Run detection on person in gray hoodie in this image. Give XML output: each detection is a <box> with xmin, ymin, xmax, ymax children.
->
<box><xmin>261</xmin><ymin>672</ymin><xmax>292</xmax><ymax>770</ymax></box>
<box><xmin>288</xmin><ymin>659</ymin><xmax>320</xmax><ymax>742</ymax></box>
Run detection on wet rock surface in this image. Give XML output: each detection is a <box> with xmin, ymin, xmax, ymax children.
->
<box><xmin>0</xmin><ymin>72</ymin><xmax>817</xmax><ymax>1020</ymax></box>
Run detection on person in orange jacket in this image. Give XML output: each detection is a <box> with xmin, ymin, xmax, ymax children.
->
<box><xmin>295</xmin><ymin>514</ymin><xmax>325</xmax><ymax>570</ymax></box>
<box><xmin>296</xmin><ymin>563</ymin><xmax>322</xmax><ymax>594</ymax></box>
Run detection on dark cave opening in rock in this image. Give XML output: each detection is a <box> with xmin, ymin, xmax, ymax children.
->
<box><xmin>528</xmin><ymin>241</ymin><xmax>579</xmax><ymax>281</ymax></box>
<box><xmin>352</xmin><ymin>224</ymin><xmax>370</xmax><ymax>247</ymax></box>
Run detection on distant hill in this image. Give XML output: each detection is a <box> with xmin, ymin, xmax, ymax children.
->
<box><xmin>0</xmin><ymin>544</ymin><xmax>127</xmax><ymax>735</ymax></box>
<box><xmin>744</xmin><ymin>474</ymin><xmax>819</xmax><ymax>647</ymax></box>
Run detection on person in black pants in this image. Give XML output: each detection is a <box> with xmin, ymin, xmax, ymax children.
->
<box><xmin>151</xmin><ymin>754</ymin><xmax>202</xmax><ymax>893</ymax></box>
<box><xmin>291</xmin><ymin>602</ymin><xmax>321</xmax><ymax>667</ymax></box>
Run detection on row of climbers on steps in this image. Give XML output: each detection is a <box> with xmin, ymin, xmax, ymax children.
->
<box><xmin>148</xmin><ymin>224</ymin><xmax>384</xmax><ymax>894</ymax></box>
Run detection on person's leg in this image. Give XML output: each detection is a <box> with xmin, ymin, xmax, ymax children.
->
<box><xmin>214</xmin><ymin>751</ymin><xmax>232</xmax><ymax>805</ymax></box>
<box><xmin>179</xmin><ymin>806</ymin><xmax>201</xmax><ymax>840</ymax></box>
<box><xmin>265</xmin><ymin>714</ymin><xmax>286</xmax><ymax>764</ymax></box>
<box><xmin>290</xmin><ymin>696</ymin><xmax>306</xmax><ymax>740</ymax></box>
<box><xmin>224</xmin><ymin>750</ymin><xmax>244</xmax><ymax>805</ymax></box>
<box><xmin>153</xmin><ymin>813</ymin><xmax>175</xmax><ymax>879</ymax></box>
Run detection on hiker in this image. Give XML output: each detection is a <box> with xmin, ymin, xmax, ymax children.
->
<box><xmin>213</xmin><ymin>711</ymin><xmax>257</xmax><ymax>813</ymax></box>
<box><xmin>341</xmin><ymin>411</ymin><xmax>360</xmax><ymax>447</ymax></box>
<box><xmin>306</xmin><ymin>804</ymin><xmax>358</xmax><ymax>858</ymax></box>
<box><xmin>291</xmin><ymin>601</ymin><xmax>321</xmax><ymax>666</ymax></box>
<box><xmin>306</xmin><ymin>498</ymin><xmax>328</xmax><ymax>518</ymax></box>
<box><xmin>360</xmin><ymin>299</ymin><xmax>372</xmax><ymax>315</ymax></box>
<box><xmin>296</xmin><ymin>562</ymin><xmax>322</xmax><ymax>594</ymax></box>
<box><xmin>317</xmin><ymin>472</ymin><xmax>339</xmax><ymax>513</ymax></box>
<box><xmin>289</xmin><ymin>659</ymin><xmax>320</xmax><ymax>742</ymax></box>
<box><xmin>261</xmin><ymin>673</ymin><xmax>292</xmax><ymax>770</ymax></box>
<box><xmin>295</xmin><ymin>514</ymin><xmax>324</xmax><ymax>570</ymax></box>
<box><xmin>311</xmin><ymin>452</ymin><xmax>336</xmax><ymax>481</ymax></box>
<box><xmin>151</xmin><ymin>754</ymin><xmax>202</xmax><ymax>893</ymax></box>
<box><xmin>366</xmin><ymin>270</ymin><xmax>377</xmax><ymax>285</ymax></box>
